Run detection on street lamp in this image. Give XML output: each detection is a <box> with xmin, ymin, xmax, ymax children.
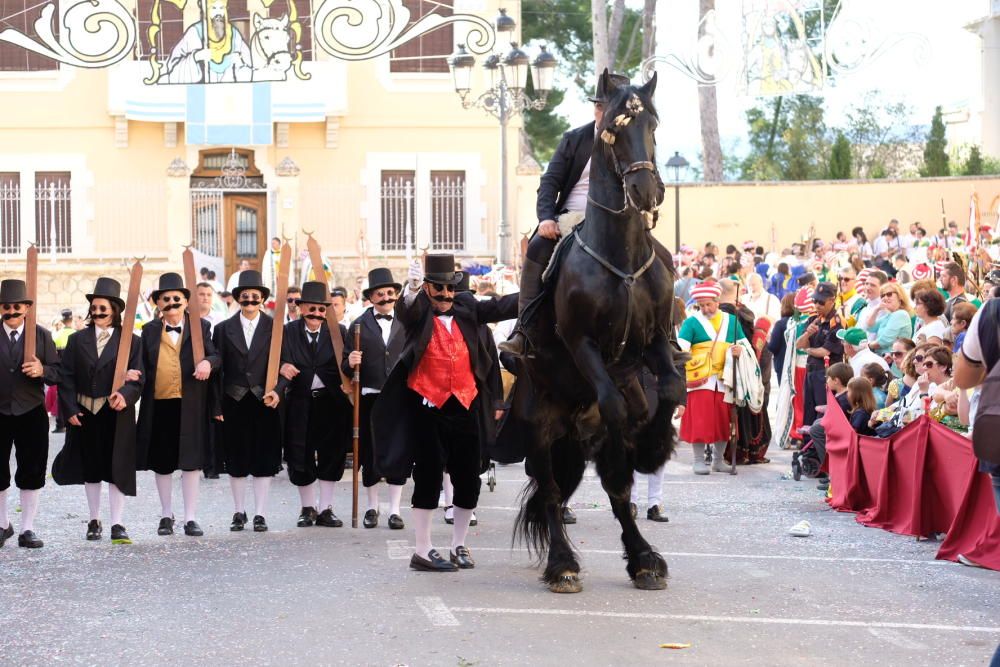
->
<box><xmin>448</xmin><ymin>8</ymin><xmax>558</xmax><ymax>265</ymax></box>
<box><xmin>665</xmin><ymin>151</ymin><xmax>690</xmax><ymax>254</ymax></box>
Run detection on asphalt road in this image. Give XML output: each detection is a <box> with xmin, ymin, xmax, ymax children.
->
<box><xmin>1</xmin><ymin>433</ymin><xmax>998</xmax><ymax>666</ymax></box>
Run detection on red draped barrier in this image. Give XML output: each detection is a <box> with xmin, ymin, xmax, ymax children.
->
<box><xmin>822</xmin><ymin>390</ymin><xmax>1000</xmax><ymax>571</ymax></box>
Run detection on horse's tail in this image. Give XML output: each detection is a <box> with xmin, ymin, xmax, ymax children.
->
<box><xmin>513</xmin><ymin>476</ymin><xmax>549</xmax><ymax>562</ymax></box>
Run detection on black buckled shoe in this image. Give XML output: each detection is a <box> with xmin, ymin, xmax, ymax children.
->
<box><xmin>18</xmin><ymin>530</ymin><xmax>43</xmax><ymax>548</ymax></box>
<box><xmin>646</xmin><ymin>505</ymin><xmax>670</xmax><ymax>523</ymax></box>
<box><xmin>387</xmin><ymin>513</ymin><xmax>405</xmax><ymax>530</ymax></box>
<box><xmin>86</xmin><ymin>519</ymin><xmax>103</xmax><ymax>541</ymax></box>
<box><xmin>111</xmin><ymin>524</ymin><xmax>132</xmax><ymax>544</ymax></box>
<box><xmin>450</xmin><ymin>545</ymin><xmax>475</xmax><ymax>569</ymax></box>
<box><xmin>252</xmin><ymin>515</ymin><xmax>268</xmax><ymax>532</ymax></box>
<box><xmin>0</xmin><ymin>523</ymin><xmax>13</xmax><ymax>548</ymax></box>
<box><xmin>183</xmin><ymin>521</ymin><xmax>204</xmax><ymax>537</ymax></box>
<box><xmin>316</xmin><ymin>508</ymin><xmax>343</xmax><ymax>527</ymax></box>
<box><xmin>157</xmin><ymin>516</ymin><xmax>175</xmax><ymax>536</ymax></box>
<box><xmin>410</xmin><ymin>549</ymin><xmax>458</xmax><ymax>572</ymax></box>
<box><xmin>230</xmin><ymin>512</ymin><xmax>248</xmax><ymax>532</ymax></box>
<box><xmin>561</xmin><ymin>507</ymin><xmax>577</xmax><ymax>524</ymax></box>
<box><xmin>363</xmin><ymin>509</ymin><xmax>379</xmax><ymax>529</ymax></box>
<box><xmin>297</xmin><ymin>506</ymin><xmax>318</xmax><ymax>527</ymax></box>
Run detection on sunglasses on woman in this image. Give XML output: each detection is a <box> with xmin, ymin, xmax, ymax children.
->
<box><xmin>880</xmin><ymin>292</ymin><xmax>897</xmax><ymax>299</ymax></box>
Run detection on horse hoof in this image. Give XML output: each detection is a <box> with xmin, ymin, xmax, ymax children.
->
<box><xmin>548</xmin><ymin>572</ymin><xmax>583</xmax><ymax>594</ymax></box>
<box><xmin>633</xmin><ymin>570</ymin><xmax>667</xmax><ymax>590</ymax></box>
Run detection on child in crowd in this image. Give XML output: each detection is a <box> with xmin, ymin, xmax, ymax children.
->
<box><xmin>950</xmin><ymin>301</ymin><xmax>977</xmax><ymax>354</ymax></box>
<box><xmin>862</xmin><ymin>363</ymin><xmax>889</xmax><ymax>409</ymax></box>
<box><xmin>803</xmin><ymin>362</ymin><xmax>854</xmax><ymax>491</ymax></box>
<box><xmin>847</xmin><ymin>377</ymin><xmax>878</xmax><ymax>436</ymax></box>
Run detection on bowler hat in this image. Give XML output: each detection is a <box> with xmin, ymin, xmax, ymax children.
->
<box><xmin>423</xmin><ymin>254</ymin><xmax>463</xmax><ymax>286</ymax></box>
<box><xmin>362</xmin><ymin>267</ymin><xmax>402</xmax><ymax>300</ymax></box>
<box><xmin>231</xmin><ymin>270</ymin><xmax>270</xmax><ymax>301</ymax></box>
<box><xmin>587</xmin><ymin>72</ymin><xmax>631</xmax><ymax>103</ymax></box>
<box><xmin>296</xmin><ymin>281</ymin><xmax>331</xmax><ymax>306</ymax></box>
<box><xmin>0</xmin><ymin>279</ymin><xmax>32</xmax><ymax>305</ymax></box>
<box><xmin>151</xmin><ymin>272</ymin><xmax>190</xmax><ymax>301</ymax></box>
<box><xmin>86</xmin><ymin>277</ymin><xmax>125</xmax><ymax>310</ymax></box>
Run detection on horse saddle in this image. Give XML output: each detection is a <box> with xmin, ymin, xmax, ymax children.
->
<box><xmin>542</xmin><ymin>213</ymin><xmax>586</xmax><ymax>284</ymax></box>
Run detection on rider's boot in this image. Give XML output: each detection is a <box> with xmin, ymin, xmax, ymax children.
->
<box><xmin>498</xmin><ymin>257</ymin><xmax>546</xmax><ymax>358</ymax></box>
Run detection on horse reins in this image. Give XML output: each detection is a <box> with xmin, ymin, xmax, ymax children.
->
<box><xmin>571</xmin><ymin>227</ymin><xmax>656</xmax><ymax>363</ymax></box>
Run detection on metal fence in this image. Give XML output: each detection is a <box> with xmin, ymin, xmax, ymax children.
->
<box><xmin>380</xmin><ymin>175</ymin><xmax>415</xmax><ymax>253</ymax></box>
<box><xmin>430</xmin><ymin>171</ymin><xmax>465</xmax><ymax>251</ymax></box>
<box><xmin>35</xmin><ymin>176</ymin><xmax>72</xmax><ymax>253</ymax></box>
<box><xmin>191</xmin><ymin>189</ymin><xmax>224</xmax><ymax>258</ymax></box>
<box><xmin>0</xmin><ymin>176</ymin><xmax>20</xmax><ymax>254</ymax></box>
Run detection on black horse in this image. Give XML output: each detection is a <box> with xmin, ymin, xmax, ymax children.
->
<box><xmin>509</xmin><ymin>71</ymin><xmax>685</xmax><ymax>593</ymax></box>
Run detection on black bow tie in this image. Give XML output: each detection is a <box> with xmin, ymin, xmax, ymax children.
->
<box><xmin>435</xmin><ymin>310</ymin><xmax>454</xmax><ymax>318</ymax></box>
<box><xmin>374</xmin><ymin>313</ymin><xmax>393</xmax><ymax>321</ymax></box>
<box><xmin>165</xmin><ymin>325</ymin><xmax>182</xmax><ymax>334</ymax></box>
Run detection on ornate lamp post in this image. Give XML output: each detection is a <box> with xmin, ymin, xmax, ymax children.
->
<box><xmin>448</xmin><ymin>8</ymin><xmax>557</xmax><ymax>265</ymax></box>
<box><xmin>665</xmin><ymin>151</ymin><xmax>690</xmax><ymax>253</ymax></box>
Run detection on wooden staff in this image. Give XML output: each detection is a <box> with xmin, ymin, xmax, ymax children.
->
<box><xmin>182</xmin><ymin>246</ymin><xmax>205</xmax><ymax>364</ymax></box>
<box><xmin>112</xmin><ymin>259</ymin><xmax>144</xmax><ymax>392</ymax></box>
<box><xmin>265</xmin><ymin>241</ymin><xmax>291</xmax><ymax>394</ymax></box>
<box><xmin>729</xmin><ymin>283</ymin><xmax>740</xmax><ymax>475</ymax></box>
<box><xmin>304</xmin><ymin>233</ymin><xmax>352</xmax><ymax>398</ymax></box>
<box><xmin>351</xmin><ymin>323</ymin><xmax>361</xmax><ymax>529</ymax></box>
<box><xmin>22</xmin><ymin>243</ymin><xmax>38</xmax><ymax>363</ymax></box>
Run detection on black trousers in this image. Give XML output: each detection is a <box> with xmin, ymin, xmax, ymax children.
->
<box><xmin>526</xmin><ymin>234</ymin><xmax>557</xmax><ymax>264</ymax></box>
<box><xmin>147</xmin><ymin>399</ymin><xmax>186</xmax><ymax>475</ymax></box>
<box><xmin>0</xmin><ymin>406</ymin><xmax>49</xmax><ymax>491</ymax></box>
<box><xmin>360</xmin><ymin>393</ymin><xmax>406</xmax><ymax>488</ymax></box>
<box><xmin>285</xmin><ymin>391</ymin><xmax>349</xmax><ymax>487</ymax></box>
<box><xmin>803</xmin><ymin>368</ymin><xmax>828</xmax><ymax>429</ymax></box>
<box><xmin>221</xmin><ymin>393</ymin><xmax>281</xmax><ymax>478</ymax></box>
<box><xmin>76</xmin><ymin>404</ymin><xmax>118</xmax><ymax>484</ymax></box>
<box><xmin>410</xmin><ymin>395</ymin><xmax>481</xmax><ymax>511</ymax></box>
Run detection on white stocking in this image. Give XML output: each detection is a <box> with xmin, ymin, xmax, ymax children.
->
<box><xmin>319</xmin><ymin>480</ymin><xmax>336</xmax><ymax>510</ymax></box>
<box><xmin>109</xmin><ymin>484</ymin><xmax>125</xmax><ymax>526</ymax></box>
<box><xmin>154</xmin><ymin>473</ymin><xmax>173</xmax><ymax>518</ymax></box>
<box><xmin>443</xmin><ymin>474</ymin><xmax>454</xmax><ymax>506</ymax></box>
<box><xmin>19</xmin><ymin>489</ymin><xmax>39</xmax><ymax>532</ymax></box>
<box><xmin>297</xmin><ymin>482</ymin><xmax>317</xmax><ymax>508</ymax></box>
<box><xmin>181</xmin><ymin>470</ymin><xmax>200</xmax><ymax>523</ymax></box>
<box><xmin>366</xmin><ymin>485</ymin><xmax>379</xmax><ymax>512</ymax></box>
<box><xmin>0</xmin><ymin>488</ymin><xmax>7</xmax><ymax>529</ymax></box>
<box><xmin>412</xmin><ymin>508</ymin><xmax>434</xmax><ymax>559</ymax></box>
<box><xmin>85</xmin><ymin>482</ymin><xmax>102</xmax><ymax>521</ymax></box>
<box><xmin>229</xmin><ymin>476</ymin><xmax>247</xmax><ymax>514</ymax></box>
<box><xmin>388</xmin><ymin>484</ymin><xmax>403</xmax><ymax>516</ymax></box>
<box><xmin>451</xmin><ymin>506</ymin><xmax>474</xmax><ymax>551</ymax></box>
<box><xmin>252</xmin><ymin>476</ymin><xmax>272</xmax><ymax>518</ymax></box>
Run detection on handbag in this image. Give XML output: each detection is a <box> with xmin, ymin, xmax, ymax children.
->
<box><xmin>685</xmin><ymin>316</ymin><xmax>725</xmax><ymax>389</ymax></box>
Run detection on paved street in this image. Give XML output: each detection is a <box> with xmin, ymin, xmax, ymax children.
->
<box><xmin>1</xmin><ymin>434</ymin><xmax>998</xmax><ymax>666</ymax></box>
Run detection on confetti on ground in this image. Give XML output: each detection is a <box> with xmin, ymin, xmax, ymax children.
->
<box><xmin>659</xmin><ymin>643</ymin><xmax>691</xmax><ymax>650</ymax></box>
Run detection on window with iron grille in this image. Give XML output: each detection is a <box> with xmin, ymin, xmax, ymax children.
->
<box><xmin>34</xmin><ymin>172</ymin><xmax>71</xmax><ymax>254</ymax></box>
<box><xmin>380</xmin><ymin>171</ymin><xmax>416</xmax><ymax>252</ymax></box>
<box><xmin>430</xmin><ymin>171</ymin><xmax>465</xmax><ymax>250</ymax></box>
<box><xmin>0</xmin><ymin>0</ymin><xmax>59</xmax><ymax>71</ymax></box>
<box><xmin>0</xmin><ymin>173</ymin><xmax>20</xmax><ymax>254</ymax></box>
<box><xmin>389</xmin><ymin>0</ymin><xmax>453</xmax><ymax>73</ymax></box>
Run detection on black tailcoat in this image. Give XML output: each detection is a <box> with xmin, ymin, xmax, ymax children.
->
<box><xmin>212</xmin><ymin>312</ymin><xmax>273</xmax><ymax>402</ymax></box>
<box><xmin>135</xmin><ymin>315</ymin><xmax>220</xmax><ymax>471</ymax></box>
<box><xmin>341</xmin><ymin>308</ymin><xmax>404</xmax><ymax>390</ymax></box>
<box><xmin>54</xmin><ymin>326</ymin><xmax>144</xmax><ymax>494</ymax></box>
<box><xmin>371</xmin><ymin>289</ymin><xmax>517</xmax><ymax>480</ymax></box>
<box><xmin>536</xmin><ymin>121</ymin><xmax>595</xmax><ymax>223</ymax></box>
<box><xmin>0</xmin><ymin>324</ymin><xmax>59</xmax><ymax>415</ymax></box>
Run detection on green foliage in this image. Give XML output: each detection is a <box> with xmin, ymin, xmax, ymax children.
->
<box><xmin>523</xmin><ymin>87</ymin><xmax>570</xmax><ymax>163</ymax></box>
<box><xmin>963</xmin><ymin>145</ymin><xmax>984</xmax><ymax>176</ymax></box>
<box><xmin>739</xmin><ymin>96</ymin><xmax>828</xmax><ymax>180</ymax></box>
<box><xmin>921</xmin><ymin>106</ymin><xmax>949</xmax><ymax>177</ymax></box>
<box><xmin>828</xmin><ymin>132</ymin><xmax>852</xmax><ymax>179</ymax></box>
<box><xmin>842</xmin><ymin>92</ymin><xmax>921</xmax><ymax>178</ymax></box>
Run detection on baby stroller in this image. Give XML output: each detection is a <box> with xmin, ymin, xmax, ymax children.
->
<box><xmin>790</xmin><ymin>427</ymin><xmax>822</xmax><ymax>481</ymax></box>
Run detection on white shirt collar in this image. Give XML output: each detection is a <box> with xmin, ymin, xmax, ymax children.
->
<box><xmin>240</xmin><ymin>312</ymin><xmax>259</xmax><ymax>328</ymax></box>
<box><xmin>162</xmin><ymin>318</ymin><xmax>184</xmax><ymax>331</ymax></box>
<box><xmin>3</xmin><ymin>322</ymin><xmax>24</xmax><ymax>337</ymax></box>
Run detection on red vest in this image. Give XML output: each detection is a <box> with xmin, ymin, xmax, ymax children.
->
<box><xmin>408</xmin><ymin>316</ymin><xmax>478</xmax><ymax>409</ymax></box>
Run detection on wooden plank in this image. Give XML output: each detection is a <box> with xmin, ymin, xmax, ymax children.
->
<box><xmin>305</xmin><ymin>234</ymin><xmax>353</xmax><ymax>398</ymax></box>
<box><xmin>265</xmin><ymin>242</ymin><xmax>291</xmax><ymax>393</ymax></box>
<box><xmin>22</xmin><ymin>244</ymin><xmax>37</xmax><ymax>362</ymax></box>
<box><xmin>182</xmin><ymin>247</ymin><xmax>205</xmax><ymax>364</ymax></box>
<box><xmin>113</xmin><ymin>260</ymin><xmax>143</xmax><ymax>391</ymax></box>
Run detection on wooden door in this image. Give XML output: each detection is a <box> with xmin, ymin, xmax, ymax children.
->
<box><xmin>224</xmin><ymin>194</ymin><xmax>267</xmax><ymax>277</ymax></box>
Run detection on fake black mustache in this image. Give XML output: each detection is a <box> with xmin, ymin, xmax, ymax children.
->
<box><xmin>304</xmin><ymin>314</ymin><xmax>325</xmax><ymax>321</ymax></box>
<box><xmin>239</xmin><ymin>300</ymin><xmax>261</xmax><ymax>307</ymax></box>
<box><xmin>374</xmin><ymin>298</ymin><xmax>396</xmax><ymax>306</ymax></box>
<box><xmin>161</xmin><ymin>303</ymin><xmax>184</xmax><ymax>311</ymax></box>
<box><xmin>90</xmin><ymin>313</ymin><xmax>110</xmax><ymax>319</ymax></box>
<box><xmin>431</xmin><ymin>295</ymin><xmax>454</xmax><ymax>303</ymax></box>
<box><xmin>2</xmin><ymin>313</ymin><xmax>23</xmax><ymax>320</ymax></box>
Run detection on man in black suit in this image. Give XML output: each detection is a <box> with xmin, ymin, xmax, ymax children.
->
<box><xmin>55</xmin><ymin>277</ymin><xmax>144</xmax><ymax>544</ymax></box>
<box><xmin>277</xmin><ymin>281</ymin><xmax>351</xmax><ymax>528</ymax></box>
<box><xmin>212</xmin><ymin>270</ymin><xmax>282</xmax><ymax>533</ymax></box>
<box><xmin>0</xmin><ymin>279</ymin><xmax>59</xmax><ymax>549</ymax></box>
<box><xmin>344</xmin><ymin>267</ymin><xmax>406</xmax><ymax>529</ymax></box>
<box><xmin>136</xmin><ymin>272</ymin><xmax>220</xmax><ymax>538</ymax></box>
<box><xmin>373</xmin><ymin>254</ymin><xmax>517</xmax><ymax>572</ymax></box>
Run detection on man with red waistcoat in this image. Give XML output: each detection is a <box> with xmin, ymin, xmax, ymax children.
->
<box><xmin>372</xmin><ymin>254</ymin><xmax>517</xmax><ymax>572</ymax></box>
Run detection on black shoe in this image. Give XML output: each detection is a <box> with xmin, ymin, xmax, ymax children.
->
<box><xmin>629</xmin><ymin>502</ymin><xmax>638</xmax><ymax>520</ymax></box>
<box><xmin>443</xmin><ymin>505</ymin><xmax>454</xmax><ymax>525</ymax></box>
<box><xmin>157</xmin><ymin>516</ymin><xmax>175</xmax><ymax>536</ymax></box>
<box><xmin>110</xmin><ymin>524</ymin><xmax>132</xmax><ymax>544</ymax></box>
<box><xmin>18</xmin><ymin>530</ymin><xmax>43</xmax><ymax>548</ymax></box>
<box><xmin>647</xmin><ymin>505</ymin><xmax>670</xmax><ymax>523</ymax></box>
<box><xmin>410</xmin><ymin>549</ymin><xmax>458</xmax><ymax>572</ymax></box>
<box><xmin>0</xmin><ymin>523</ymin><xmax>13</xmax><ymax>548</ymax></box>
<box><xmin>363</xmin><ymin>509</ymin><xmax>379</xmax><ymax>529</ymax></box>
<box><xmin>253</xmin><ymin>515</ymin><xmax>268</xmax><ymax>532</ymax></box>
<box><xmin>86</xmin><ymin>519</ymin><xmax>103</xmax><ymax>541</ymax></box>
<box><xmin>316</xmin><ymin>508</ymin><xmax>343</xmax><ymax>527</ymax></box>
<box><xmin>561</xmin><ymin>507</ymin><xmax>577</xmax><ymax>524</ymax></box>
<box><xmin>450</xmin><ymin>545</ymin><xmax>475</xmax><ymax>569</ymax></box>
<box><xmin>51</xmin><ymin>426</ymin><xmax>65</xmax><ymax>434</ymax></box>
<box><xmin>498</xmin><ymin>331</ymin><xmax>526</xmax><ymax>357</ymax></box>
<box><xmin>470</xmin><ymin>512</ymin><xmax>478</xmax><ymax>527</ymax></box>
<box><xmin>230</xmin><ymin>512</ymin><xmax>248</xmax><ymax>532</ymax></box>
<box><xmin>297</xmin><ymin>506</ymin><xmax>317</xmax><ymax>527</ymax></box>
<box><xmin>183</xmin><ymin>521</ymin><xmax>203</xmax><ymax>537</ymax></box>
<box><xmin>388</xmin><ymin>513</ymin><xmax>405</xmax><ymax>530</ymax></box>
<box><xmin>204</xmin><ymin>472</ymin><xmax>220</xmax><ymax>480</ymax></box>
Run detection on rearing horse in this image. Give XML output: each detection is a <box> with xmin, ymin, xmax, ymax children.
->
<box><xmin>511</xmin><ymin>71</ymin><xmax>685</xmax><ymax>593</ymax></box>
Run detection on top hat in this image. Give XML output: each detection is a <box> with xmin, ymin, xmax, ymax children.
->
<box><xmin>588</xmin><ymin>72</ymin><xmax>631</xmax><ymax>103</ymax></box>
<box><xmin>362</xmin><ymin>267</ymin><xmax>402</xmax><ymax>300</ymax></box>
<box><xmin>296</xmin><ymin>281</ymin><xmax>332</xmax><ymax>306</ymax></box>
<box><xmin>455</xmin><ymin>271</ymin><xmax>471</xmax><ymax>293</ymax></box>
<box><xmin>86</xmin><ymin>277</ymin><xmax>125</xmax><ymax>310</ymax></box>
<box><xmin>0</xmin><ymin>279</ymin><xmax>32</xmax><ymax>305</ymax></box>
<box><xmin>231</xmin><ymin>270</ymin><xmax>270</xmax><ymax>301</ymax></box>
<box><xmin>423</xmin><ymin>254</ymin><xmax>463</xmax><ymax>286</ymax></box>
<box><xmin>151</xmin><ymin>272</ymin><xmax>190</xmax><ymax>301</ymax></box>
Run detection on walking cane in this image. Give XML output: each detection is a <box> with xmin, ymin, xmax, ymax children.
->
<box><xmin>730</xmin><ymin>283</ymin><xmax>740</xmax><ymax>475</ymax></box>
<box><xmin>351</xmin><ymin>323</ymin><xmax>361</xmax><ymax>529</ymax></box>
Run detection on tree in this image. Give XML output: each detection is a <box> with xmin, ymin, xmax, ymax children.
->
<box><xmin>739</xmin><ymin>96</ymin><xmax>828</xmax><ymax>180</ymax></box>
<box><xmin>921</xmin><ymin>106</ymin><xmax>949</xmax><ymax>177</ymax></box>
<box><xmin>698</xmin><ymin>0</ymin><xmax>723</xmax><ymax>182</ymax></box>
<box><xmin>842</xmin><ymin>92</ymin><xmax>922</xmax><ymax>179</ymax></box>
<box><xmin>963</xmin><ymin>145</ymin><xmax>984</xmax><ymax>176</ymax></box>
<box><xmin>523</xmin><ymin>87</ymin><xmax>570</xmax><ymax>162</ymax></box>
<box><xmin>828</xmin><ymin>132</ymin><xmax>852</xmax><ymax>179</ymax></box>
